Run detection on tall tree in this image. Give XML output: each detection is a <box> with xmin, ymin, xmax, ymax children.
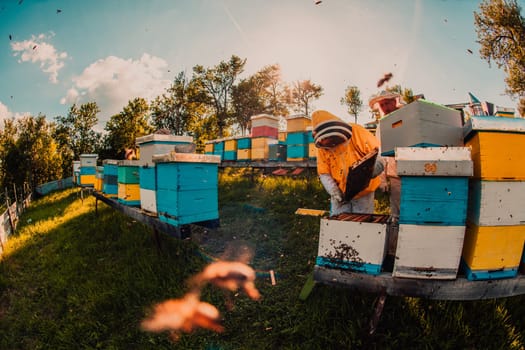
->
<box><xmin>285</xmin><ymin>80</ymin><xmax>323</xmax><ymax>117</ymax></box>
<box><xmin>474</xmin><ymin>0</ymin><xmax>525</xmax><ymax>116</ymax></box>
<box><xmin>231</xmin><ymin>77</ymin><xmax>265</xmax><ymax>135</ymax></box>
<box><xmin>54</xmin><ymin>102</ymin><xmax>102</xmax><ymax>162</ymax></box>
<box><xmin>104</xmin><ymin>98</ymin><xmax>153</xmax><ymax>159</ymax></box>
<box><xmin>150</xmin><ymin>71</ymin><xmax>201</xmax><ymax>135</ymax></box>
<box><xmin>340</xmin><ymin>86</ymin><xmax>363</xmax><ymax>124</ymax></box>
<box><xmin>192</xmin><ymin>55</ymin><xmax>246</xmax><ymax>137</ymax></box>
<box><xmin>256</xmin><ymin>64</ymin><xmax>289</xmax><ymax>117</ymax></box>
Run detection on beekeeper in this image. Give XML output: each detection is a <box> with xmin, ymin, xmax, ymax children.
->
<box><xmin>312</xmin><ymin>110</ymin><xmax>384</xmax><ymax>215</ymax></box>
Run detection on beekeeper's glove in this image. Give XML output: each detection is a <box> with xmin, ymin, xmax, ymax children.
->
<box><xmin>319</xmin><ymin>174</ymin><xmax>344</xmax><ymax>202</ymax></box>
<box><xmin>372</xmin><ymin>156</ymin><xmax>385</xmax><ymax>178</ymax></box>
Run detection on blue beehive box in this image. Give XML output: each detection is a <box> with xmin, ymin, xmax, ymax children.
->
<box><xmin>237</xmin><ymin>137</ymin><xmax>251</xmax><ymax>150</ymax></box>
<box><xmin>139</xmin><ymin>165</ymin><xmax>157</xmax><ymax>213</ymax></box>
<box><xmin>153</xmin><ymin>152</ymin><xmax>221</xmax><ymax>226</ymax></box>
<box><xmin>103</xmin><ymin>160</ymin><xmax>118</xmax><ymax>197</ymax></box>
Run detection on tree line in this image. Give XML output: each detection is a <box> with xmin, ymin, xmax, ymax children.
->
<box><xmin>0</xmin><ymin>0</ymin><xmax>522</xmax><ymax>196</ymax></box>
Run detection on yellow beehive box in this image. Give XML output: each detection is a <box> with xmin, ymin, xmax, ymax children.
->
<box><xmin>466</xmin><ymin>132</ymin><xmax>525</xmax><ymax>180</ymax></box>
<box><xmin>461</xmin><ymin>223</ymin><xmax>525</xmax><ymax>280</ymax></box>
<box><xmin>237</xmin><ymin>149</ymin><xmax>251</xmax><ymax>161</ymax></box>
<box><xmin>251</xmin><ymin>136</ymin><xmax>277</xmax><ymax>149</ymax></box>
<box><xmin>278</xmin><ymin>131</ymin><xmax>287</xmax><ymax>142</ymax></box>
<box><xmin>286</xmin><ymin>115</ymin><xmax>312</xmax><ymax>132</ymax></box>
<box><xmin>224</xmin><ymin>138</ymin><xmax>238</xmax><ymax>151</ymax></box>
<box><xmin>308</xmin><ymin>143</ymin><xmax>317</xmax><ymax>159</ymax></box>
<box><xmin>251</xmin><ymin>148</ymin><xmax>269</xmax><ymax>160</ymax></box>
<box><xmin>118</xmin><ymin>183</ymin><xmax>141</xmax><ymax>205</ymax></box>
<box><xmin>204</xmin><ymin>142</ymin><xmax>214</xmax><ymax>153</ymax></box>
<box><xmin>80</xmin><ymin>174</ymin><xmax>96</xmax><ymax>186</ymax></box>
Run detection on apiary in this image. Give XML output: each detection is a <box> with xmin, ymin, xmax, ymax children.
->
<box><xmin>139</xmin><ymin>165</ymin><xmax>157</xmax><ymax>213</ymax></box>
<box><xmin>102</xmin><ymin>159</ymin><xmax>118</xmax><ymax>198</ymax></box>
<box><xmin>461</xmin><ymin>223</ymin><xmax>525</xmax><ymax>280</ymax></box>
<box><xmin>117</xmin><ymin>160</ymin><xmax>140</xmax><ymax>206</ymax></box>
<box><xmin>316</xmin><ymin>213</ymin><xmax>390</xmax><ymax>275</ymax></box>
<box><xmin>393</xmin><ymin>224</ymin><xmax>466</xmax><ymax>279</ymax></box>
<box><xmin>154</xmin><ymin>152</ymin><xmax>220</xmax><ymax>226</ymax></box>
<box><xmin>135</xmin><ymin>134</ymin><xmax>193</xmax><ymax>166</ymax></box>
<box><xmin>286</xmin><ymin>114</ymin><xmax>311</xmax><ymax>133</ymax></box>
<box><xmin>378</xmin><ymin>99</ymin><xmax>463</xmax><ymax>156</ymax></box>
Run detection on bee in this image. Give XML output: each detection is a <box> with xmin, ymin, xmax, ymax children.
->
<box><xmin>377</xmin><ymin>72</ymin><xmax>393</xmax><ymax>88</ymax></box>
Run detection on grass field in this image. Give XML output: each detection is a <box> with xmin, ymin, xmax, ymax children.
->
<box><xmin>0</xmin><ymin>168</ymin><xmax>524</xmax><ymax>349</ymax></box>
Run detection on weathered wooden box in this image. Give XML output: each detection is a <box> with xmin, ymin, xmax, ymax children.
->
<box><xmin>136</xmin><ymin>134</ymin><xmax>193</xmax><ymax>166</ymax></box>
<box><xmin>461</xmin><ymin>223</ymin><xmax>525</xmax><ymax>280</ymax></box>
<box><xmin>316</xmin><ymin>214</ymin><xmax>390</xmax><ymax>275</ymax></box>
<box><xmin>118</xmin><ymin>160</ymin><xmax>141</xmax><ymax>206</ymax></box>
<box><xmin>153</xmin><ymin>152</ymin><xmax>220</xmax><ymax>226</ymax></box>
<box><xmin>399</xmin><ymin>176</ymin><xmax>469</xmax><ymax>226</ymax></box>
<box><xmin>269</xmin><ymin>144</ymin><xmax>287</xmax><ymax>161</ymax></box>
<box><xmin>393</xmin><ymin>224</ymin><xmax>466</xmax><ymax>279</ymax></box>
<box><xmin>467</xmin><ymin>180</ymin><xmax>525</xmax><ymax>226</ymax></box>
<box><xmin>102</xmin><ymin>159</ymin><xmax>118</xmax><ymax>197</ymax></box>
<box><xmin>139</xmin><ymin>165</ymin><xmax>157</xmax><ymax>214</ymax></box>
<box><xmin>286</xmin><ymin>115</ymin><xmax>311</xmax><ymax>133</ymax></box>
<box><xmin>379</xmin><ymin>100</ymin><xmax>463</xmax><ymax>156</ymax></box>
<box><xmin>395</xmin><ymin>147</ymin><xmax>473</xmax><ymax>177</ymax></box>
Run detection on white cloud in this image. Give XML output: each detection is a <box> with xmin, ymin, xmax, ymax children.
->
<box><xmin>61</xmin><ymin>53</ymin><xmax>171</xmax><ymax>124</ymax></box>
<box><xmin>0</xmin><ymin>102</ymin><xmax>31</xmax><ymax>128</ymax></box>
<box><xmin>11</xmin><ymin>33</ymin><xmax>68</xmax><ymax>84</ymax></box>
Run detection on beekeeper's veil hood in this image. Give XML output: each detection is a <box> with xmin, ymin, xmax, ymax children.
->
<box><xmin>311</xmin><ymin>110</ymin><xmax>352</xmax><ymax>148</ymax></box>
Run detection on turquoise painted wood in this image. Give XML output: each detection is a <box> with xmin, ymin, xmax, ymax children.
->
<box><xmin>156</xmin><ymin>162</ymin><xmax>219</xmax><ymax>226</ymax></box>
<box><xmin>80</xmin><ymin>166</ymin><xmax>96</xmax><ymax>175</ymax></box>
<box><xmin>461</xmin><ymin>259</ymin><xmax>518</xmax><ymax>281</ymax></box>
<box><xmin>287</xmin><ymin>145</ymin><xmax>309</xmax><ymax>158</ymax></box>
<box><xmin>214</xmin><ymin>141</ymin><xmax>224</xmax><ymax>151</ymax></box>
<box><xmin>223</xmin><ymin>150</ymin><xmax>237</xmax><ymax>161</ymax></box>
<box><xmin>139</xmin><ymin>166</ymin><xmax>156</xmax><ymax>191</ymax></box>
<box><xmin>103</xmin><ymin>162</ymin><xmax>118</xmax><ymax>176</ymax></box>
<box><xmin>118</xmin><ymin>165</ymin><xmax>140</xmax><ymax>184</ymax></box>
<box><xmin>237</xmin><ymin>137</ymin><xmax>252</xmax><ymax>149</ymax></box>
<box><xmin>316</xmin><ymin>256</ymin><xmax>382</xmax><ymax>275</ymax></box>
<box><xmin>286</xmin><ymin>131</ymin><xmax>310</xmax><ymax>145</ymax></box>
<box><xmin>399</xmin><ymin>177</ymin><xmax>469</xmax><ymax>225</ymax></box>
<box><xmin>103</xmin><ymin>184</ymin><xmax>118</xmax><ymax>196</ymax></box>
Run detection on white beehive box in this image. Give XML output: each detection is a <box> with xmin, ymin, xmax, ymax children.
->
<box><xmin>250</xmin><ymin>114</ymin><xmax>279</xmax><ymax>128</ymax></box>
<box><xmin>393</xmin><ymin>224</ymin><xmax>466</xmax><ymax>279</ymax></box>
<box><xmin>80</xmin><ymin>154</ymin><xmax>98</xmax><ymax>167</ymax></box>
<box><xmin>467</xmin><ymin>180</ymin><xmax>525</xmax><ymax>226</ymax></box>
<box><xmin>135</xmin><ymin>134</ymin><xmax>193</xmax><ymax>166</ymax></box>
<box><xmin>379</xmin><ymin>100</ymin><xmax>463</xmax><ymax>156</ymax></box>
<box><xmin>316</xmin><ymin>215</ymin><xmax>389</xmax><ymax>275</ymax></box>
<box><xmin>396</xmin><ymin>147</ymin><xmax>473</xmax><ymax>177</ymax></box>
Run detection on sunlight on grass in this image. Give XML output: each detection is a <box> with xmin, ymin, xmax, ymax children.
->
<box><xmin>2</xmin><ymin>188</ymin><xmax>93</xmax><ymax>258</ymax></box>
<box><xmin>495</xmin><ymin>304</ymin><xmax>524</xmax><ymax>349</ymax></box>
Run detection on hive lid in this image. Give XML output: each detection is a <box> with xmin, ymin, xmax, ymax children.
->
<box><xmin>103</xmin><ymin>159</ymin><xmax>119</xmax><ymax>165</ymax></box>
<box><xmin>135</xmin><ymin>133</ymin><xmax>193</xmax><ymax>145</ymax></box>
<box><xmin>395</xmin><ymin>147</ymin><xmax>473</xmax><ymax>176</ymax></box>
<box><xmin>250</xmin><ymin>114</ymin><xmax>279</xmax><ymax>121</ymax></box>
<box><xmin>463</xmin><ymin>115</ymin><xmax>525</xmax><ymax>137</ymax></box>
<box><xmin>153</xmin><ymin>151</ymin><xmax>221</xmax><ymax>164</ymax></box>
<box><xmin>80</xmin><ymin>153</ymin><xmax>98</xmax><ymax>158</ymax></box>
<box><xmin>117</xmin><ymin>160</ymin><xmax>141</xmax><ymax>166</ymax></box>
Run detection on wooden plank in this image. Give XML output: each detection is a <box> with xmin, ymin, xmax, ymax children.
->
<box><xmin>313</xmin><ymin>265</ymin><xmax>525</xmax><ymax>300</ymax></box>
<box><xmin>219</xmin><ymin>160</ymin><xmax>317</xmax><ymax>168</ymax></box>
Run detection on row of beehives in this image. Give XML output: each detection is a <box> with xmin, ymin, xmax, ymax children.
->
<box><xmin>205</xmin><ymin>114</ymin><xmax>317</xmax><ymax>162</ymax></box>
<box><xmin>317</xmin><ymin>109</ymin><xmax>525</xmax><ymax>281</ymax></box>
<box><xmin>74</xmin><ymin>134</ymin><xmax>222</xmax><ymax>228</ymax></box>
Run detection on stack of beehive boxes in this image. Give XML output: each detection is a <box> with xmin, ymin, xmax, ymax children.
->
<box><xmin>393</xmin><ymin>147</ymin><xmax>472</xmax><ymax>279</ymax></box>
<box><xmin>79</xmin><ymin>154</ymin><xmax>98</xmax><ymax>187</ymax></box>
<box><xmin>213</xmin><ymin>139</ymin><xmax>224</xmax><ymax>161</ymax></box>
<box><xmin>153</xmin><ymin>152</ymin><xmax>221</xmax><ymax>226</ymax></box>
<box><xmin>117</xmin><ymin>160</ymin><xmax>141</xmax><ymax>207</ymax></box>
<box><xmin>461</xmin><ymin>116</ymin><xmax>525</xmax><ymax>280</ymax></box>
<box><xmin>285</xmin><ymin>115</ymin><xmax>312</xmax><ymax>162</ymax></box>
<box><xmin>135</xmin><ymin>134</ymin><xmax>194</xmax><ymax>214</ymax></box>
<box><xmin>251</xmin><ymin>114</ymin><xmax>279</xmax><ymax>160</ymax></box>
<box><xmin>236</xmin><ymin>137</ymin><xmax>251</xmax><ymax>161</ymax></box>
<box><xmin>223</xmin><ymin>137</ymin><xmax>237</xmax><ymax>161</ymax></box>
<box><xmin>102</xmin><ymin>159</ymin><xmax>118</xmax><ymax>198</ymax></box>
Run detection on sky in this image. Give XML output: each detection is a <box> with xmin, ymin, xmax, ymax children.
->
<box><xmin>0</xmin><ymin>0</ymin><xmax>523</xmax><ymax>131</ymax></box>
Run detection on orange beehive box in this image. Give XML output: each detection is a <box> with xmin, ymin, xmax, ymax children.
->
<box><xmin>286</xmin><ymin>115</ymin><xmax>311</xmax><ymax>133</ymax></box>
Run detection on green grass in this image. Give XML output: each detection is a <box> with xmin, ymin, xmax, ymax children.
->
<box><xmin>0</xmin><ymin>172</ymin><xmax>524</xmax><ymax>349</ymax></box>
